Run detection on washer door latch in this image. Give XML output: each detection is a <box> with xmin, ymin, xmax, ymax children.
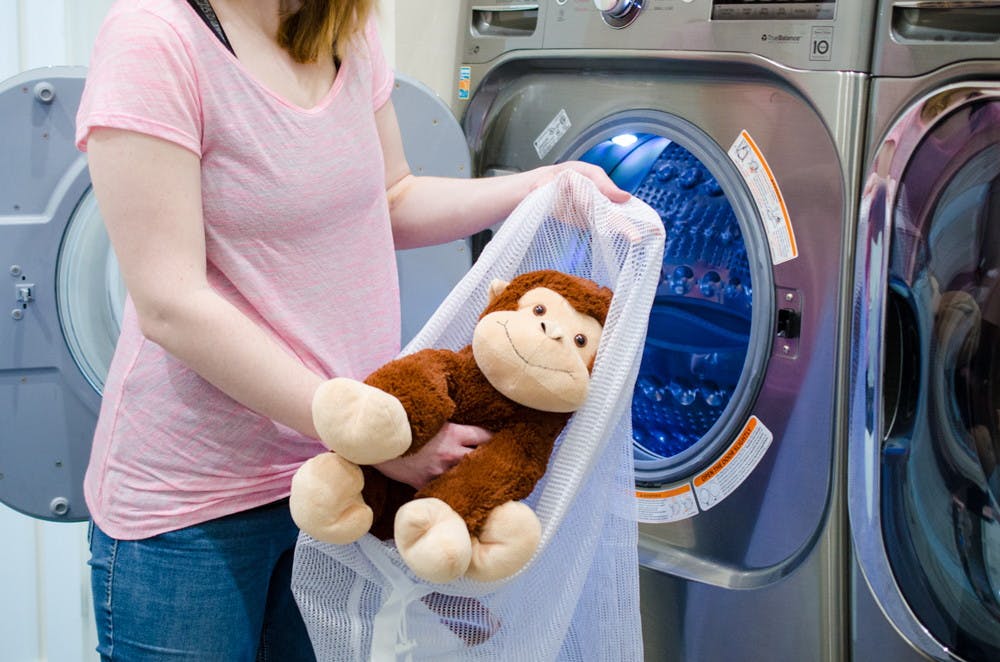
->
<box><xmin>12</xmin><ymin>281</ymin><xmax>34</xmax><ymax>320</ymax></box>
<box><xmin>776</xmin><ymin>307</ymin><xmax>801</xmax><ymax>339</ymax></box>
<box><xmin>775</xmin><ymin>288</ymin><xmax>802</xmax><ymax>359</ymax></box>
<box><xmin>16</xmin><ymin>283</ymin><xmax>34</xmax><ymax>304</ymax></box>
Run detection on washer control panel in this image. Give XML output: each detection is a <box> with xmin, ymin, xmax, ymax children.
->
<box><xmin>461</xmin><ymin>0</ymin><xmax>872</xmax><ymax>73</ymax></box>
<box><xmin>711</xmin><ymin>1</ymin><xmax>836</xmax><ymax>21</ymax></box>
<box><xmin>594</xmin><ymin>0</ymin><xmax>644</xmax><ymax>28</ymax></box>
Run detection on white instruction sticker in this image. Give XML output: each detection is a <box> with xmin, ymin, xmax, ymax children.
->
<box><xmin>636</xmin><ymin>483</ymin><xmax>699</xmax><ymax>524</ymax></box>
<box><xmin>533</xmin><ymin>109</ymin><xmax>571</xmax><ymax>160</ymax></box>
<box><xmin>728</xmin><ymin>131</ymin><xmax>798</xmax><ymax>264</ymax></box>
<box><xmin>693</xmin><ymin>416</ymin><xmax>774</xmax><ymax>511</ymax></box>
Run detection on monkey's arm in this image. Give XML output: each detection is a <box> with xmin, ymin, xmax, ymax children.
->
<box><xmin>365</xmin><ymin>348</ymin><xmax>459</xmax><ymax>451</ymax></box>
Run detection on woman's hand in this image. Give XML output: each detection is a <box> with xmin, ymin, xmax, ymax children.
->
<box><xmin>530</xmin><ymin>161</ymin><xmax>631</xmax><ymax>204</ymax></box>
<box><xmin>376</xmin><ymin>97</ymin><xmax>629</xmax><ymax>248</ymax></box>
<box><xmin>374</xmin><ymin>423</ymin><xmax>492</xmax><ymax>489</ymax></box>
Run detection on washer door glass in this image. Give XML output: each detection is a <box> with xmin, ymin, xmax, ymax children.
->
<box><xmin>56</xmin><ymin>188</ymin><xmax>125</xmax><ymax>393</ymax></box>
<box><xmin>881</xmin><ymin>99</ymin><xmax>1000</xmax><ymax>659</ymax></box>
<box><xmin>574</xmin><ymin>118</ymin><xmax>768</xmax><ymax>485</ymax></box>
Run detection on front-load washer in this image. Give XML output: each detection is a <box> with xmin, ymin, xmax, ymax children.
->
<box><xmin>458</xmin><ymin>1</ymin><xmax>873</xmax><ymax>659</ymax></box>
<box><xmin>850</xmin><ymin>2</ymin><xmax>1000</xmax><ymax>661</ymax></box>
<box><xmin>0</xmin><ymin>68</ymin><xmax>473</xmax><ymax>522</ymax></box>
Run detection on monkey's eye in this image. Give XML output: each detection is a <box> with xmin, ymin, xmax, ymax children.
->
<box><xmin>574</xmin><ymin>334</ymin><xmax>587</xmax><ymax>348</ymax></box>
<box><xmin>533</xmin><ymin>304</ymin><xmax>546</xmax><ymax>316</ymax></box>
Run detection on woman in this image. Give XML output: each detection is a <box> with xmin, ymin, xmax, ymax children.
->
<box><xmin>77</xmin><ymin>0</ymin><xmax>627</xmax><ymax>659</ymax></box>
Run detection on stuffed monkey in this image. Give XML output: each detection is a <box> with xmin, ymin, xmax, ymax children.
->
<box><xmin>291</xmin><ymin>270</ymin><xmax>613</xmax><ymax>583</ymax></box>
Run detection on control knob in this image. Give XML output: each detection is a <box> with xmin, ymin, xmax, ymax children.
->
<box><xmin>593</xmin><ymin>0</ymin><xmax>643</xmax><ymax>28</ymax></box>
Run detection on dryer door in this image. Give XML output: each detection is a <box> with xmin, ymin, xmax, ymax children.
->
<box><xmin>0</xmin><ymin>68</ymin><xmax>471</xmax><ymax>522</ymax></box>
<box><xmin>852</xmin><ymin>84</ymin><xmax>1000</xmax><ymax>661</ymax></box>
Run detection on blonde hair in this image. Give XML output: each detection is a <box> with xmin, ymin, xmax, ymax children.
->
<box><xmin>278</xmin><ymin>0</ymin><xmax>376</xmax><ymax>63</ymax></box>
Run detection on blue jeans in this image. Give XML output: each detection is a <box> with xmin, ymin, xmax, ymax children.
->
<box><xmin>88</xmin><ymin>499</ymin><xmax>316</xmax><ymax>661</ymax></box>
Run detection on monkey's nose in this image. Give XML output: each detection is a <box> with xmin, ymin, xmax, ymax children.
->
<box><xmin>540</xmin><ymin>321</ymin><xmax>564</xmax><ymax>339</ymax></box>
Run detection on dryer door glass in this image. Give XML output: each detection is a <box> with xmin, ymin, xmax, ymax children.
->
<box><xmin>882</xmin><ymin>99</ymin><xmax>1000</xmax><ymax>659</ymax></box>
<box><xmin>577</xmin><ymin>127</ymin><xmax>765</xmax><ymax>485</ymax></box>
<box><xmin>56</xmin><ymin>188</ymin><xmax>125</xmax><ymax>393</ymax></box>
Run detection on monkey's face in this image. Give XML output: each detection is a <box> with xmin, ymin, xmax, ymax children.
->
<box><xmin>472</xmin><ymin>286</ymin><xmax>604</xmax><ymax>413</ymax></box>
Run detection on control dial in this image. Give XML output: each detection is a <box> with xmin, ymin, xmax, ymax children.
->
<box><xmin>593</xmin><ymin>0</ymin><xmax>643</xmax><ymax>28</ymax></box>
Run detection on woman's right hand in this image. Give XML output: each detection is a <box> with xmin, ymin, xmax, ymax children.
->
<box><xmin>374</xmin><ymin>422</ymin><xmax>492</xmax><ymax>489</ymax></box>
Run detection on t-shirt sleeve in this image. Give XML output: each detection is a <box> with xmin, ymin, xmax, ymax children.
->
<box><xmin>363</xmin><ymin>18</ymin><xmax>395</xmax><ymax>111</ymax></box>
<box><xmin>76</xmin><ymin>9</ymin><xmax>202</xmax><ymax>156</ymax></box>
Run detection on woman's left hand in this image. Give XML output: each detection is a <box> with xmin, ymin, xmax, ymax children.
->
<box><xmin>530</xmin><ymin>161</ymin><xmax>631</xmax><ymax>204</ymax></box>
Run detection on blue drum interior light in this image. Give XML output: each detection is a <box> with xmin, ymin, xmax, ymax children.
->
<box><xmin>580</xmin><ymin>133</ymin><xmax>752</xmax><ymax>472</ymax></box>
<box><xmin>611</xmin><ymin>133</ymin><xmax>639</xmax><ymax>147</ymax></box>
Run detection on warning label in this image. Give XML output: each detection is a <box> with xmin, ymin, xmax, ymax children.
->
<box><xmin>533</xmin><ymin>109</ymin><xmax>571</xmax><ymax>160</ymax></box>
<box><xmin>634</xmin><ymin>416</ymin><xmax>774</xmax><ymax>520</ymax></box>
<box><xmin>636</xmin><ymin>483</ymin><xmax>699</xmax><ymax>524</ymax></box>
<box><xmin>728</xmin><ymin>131</ymin><xmax>798</xmax><ymax>265</ymax></box>
<box><xmin>693</xmin><ymin>416</ymin><xmax>773</xmax><ymax>511</ymax></box>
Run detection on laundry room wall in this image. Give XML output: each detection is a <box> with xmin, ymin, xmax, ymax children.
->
<box><xmin>0</xmin><ymin>2</ymin><xmax>460</xmax><ymax>661</ymax></box>
<box><xmin>390</xmin><ymin>0</ymin><xmax>462</xmax><ymax>108</ymax></box>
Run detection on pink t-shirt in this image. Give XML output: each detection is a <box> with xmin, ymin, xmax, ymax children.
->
<box><xmin>76</xmin><ymin>0</ymin><xmax>400</xmax><ymax>539</ymax></box>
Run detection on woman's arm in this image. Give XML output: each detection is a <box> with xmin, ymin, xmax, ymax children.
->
<box><xmin>86</xmin><ymin>128</ymin><xmax>324</xmax><ymax>438</ymax></box>
<box><xmin>374</xmin><ymin>100</ymin><xmax>630</xmax><ymax>249</ymax></box>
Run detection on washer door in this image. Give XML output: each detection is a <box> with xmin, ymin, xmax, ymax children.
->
<box><xmin>852</xmin><ymin>84</ymin><xmax>1000</xmax><ymax>661</ymax></box>
<box><xmin>0</xmin><ymin>68</ymin><xmax>471</xmax><ymax>522</ymax></box>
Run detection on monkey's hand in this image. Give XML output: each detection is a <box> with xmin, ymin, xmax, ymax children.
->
<box><xmin>312</xmin><ymin>377</ymin><xmax>413</xmax><ymax>465</ymax></box>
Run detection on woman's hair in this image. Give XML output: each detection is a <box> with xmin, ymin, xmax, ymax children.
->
<box><xmin>278</xmin><ymin>0</ymin><xmax>376</xmax><ymax>63</ymax></box>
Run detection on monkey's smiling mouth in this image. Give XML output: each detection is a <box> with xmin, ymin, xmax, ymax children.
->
<box><xmin>497</xmin><ymin>320</ymin><xmax>576</xmax><ymax>377</ymax></box>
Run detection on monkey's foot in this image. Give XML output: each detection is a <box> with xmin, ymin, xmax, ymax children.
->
<box><xmin>465</xmin><ymin>502</ymin><xmax>541</xmax><ymax>582</ymax></box>
<box><xmin>395</xmin><ymin>498</ymin><xmax>472</xmax><ymax>584</ymax></box>
<box><xmin>290</xmin><ymin>452</ymin><xmax>373</xmax><ymax>544</ymax></box>
<box><xmin>312</xmin><ymin>377</ymin><xmax>412</xmax><ymax>465</ymax></box>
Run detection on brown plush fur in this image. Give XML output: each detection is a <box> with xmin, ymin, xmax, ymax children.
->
<box><xmin>360</xmin><ymin>270</ymin><xmax>613</xmax><ymax>540</ymax></box>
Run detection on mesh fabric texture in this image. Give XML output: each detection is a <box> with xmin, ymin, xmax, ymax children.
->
<box><xmin>291</xmin><ymin>171</ymin><xmax>665</xmax><ymax>661</ymax></box>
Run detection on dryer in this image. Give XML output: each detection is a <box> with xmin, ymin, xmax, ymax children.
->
<box><xmin>0</xmin><ymin>68</ymin><xmax>473</xmax><ymax>522</ymax></box>
<box><xmin>458</xmin><ymin>1</ymin><xmax>872</xmax><ymax>659</ymax></box>
<box><xmin>850</xmin><ymin>2</ymin><xmax>1000</xmax><ymax>660</ymax></box>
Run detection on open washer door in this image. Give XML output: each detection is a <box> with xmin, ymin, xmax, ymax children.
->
<box><xmin>1</xmin><ymin>67</ymin><xmax>107</xmax><ymax>522</ymax></box>
<box><xmin>0</xmin><ymin>68</ymin><xmax>471</xmax><ymax>522</ymax></box>
<box><xmin>392</xmin><ymin>75</ymin><xmax>473</xmax><ymax>346</ymax></box>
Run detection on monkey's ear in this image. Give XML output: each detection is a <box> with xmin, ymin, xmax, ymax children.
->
<box><xmin>487</xmin><ymin>279</ymin><xmax>510</xmax><ymax>306</ymax></box>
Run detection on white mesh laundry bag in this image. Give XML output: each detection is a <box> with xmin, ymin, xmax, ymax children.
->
<box><xmin>291</xmin><ymin>170</ymin><xmax>665</xmax><ymax>661</ymax></box>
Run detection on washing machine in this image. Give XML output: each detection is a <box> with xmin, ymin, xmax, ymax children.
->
<box><xmin>850</xmin><ymin>2</ymin><xmax>1000</xmax><ymax>661</ymax></box>
<box><xmin>458</xmin><ymin>1</ymin><xmax>873</xmax><ymax>659</ymax></box>
<box><xmin>0</xmin><ymin>67</ymin><xmax>473</xmax><ymax>522</ymax></box>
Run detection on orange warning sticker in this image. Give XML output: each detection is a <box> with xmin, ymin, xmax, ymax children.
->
<box><xmin>728</xmin><ymin>131</ymin><xmax>798</xmax><ymax>264</ymax></box>
<box><xmin>634</xmin><ymin>417</ymin><xmax>774</xmax><ymax>521</ymax></box>
<box><xmin>694</xmin><ymin>417</ymin><xmax>757</xmax><ymax>488</ymax></box>
<box><xmin>636</xmin><ymin>483</ymin><xmax>699</xmax><ymax>523</ymax></box>
<box><xmin>693</xmin><ymin>416</ymin><xmax>773</xmax><ymax>511</ymax></box>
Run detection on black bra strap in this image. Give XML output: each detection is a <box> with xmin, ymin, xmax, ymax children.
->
<box><xmin>186</xmin><ymin>0</ymin><xmax>236</xmax><ymax>57</ymax></box>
